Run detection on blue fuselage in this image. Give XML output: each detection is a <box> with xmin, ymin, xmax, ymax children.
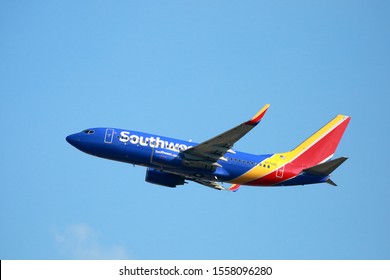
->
<box><xmin>66</xmin><ymin>127</ymin><xmax>272</xmax><ymax>183</ymax></box>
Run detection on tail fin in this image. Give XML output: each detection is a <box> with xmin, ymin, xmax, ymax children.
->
<box><xmin>288</xmin><ymin>115</ymin><xmax>351</xmax><ymax>168</ymax></box>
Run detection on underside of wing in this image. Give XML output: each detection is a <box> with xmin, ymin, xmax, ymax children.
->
<box><xmin>182</xmin><ymin>104</ymin><xmax>270</xmax><ymax>170</ymax></box>
<box><xmin>189</xmin><ymin>178</ymin><xmax>241</xmax><ymax>191</ymax></box>
<box><xmin>191</xmin><ymin>179</ymin><xmax>226</xmax><ymax>190</ymax></box>
<box><xmin>145</xmin><ymin>168</ymin><xmax>237</xmax><ymax>191</ymax></box>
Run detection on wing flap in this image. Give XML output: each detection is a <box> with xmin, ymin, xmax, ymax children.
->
<box><xmin>193</xmin><ymin>179</ymin><xmax>226</xmax><ymax>190</ymax></box>
<box><xmin>191</xmin><ymin>179</ymin><xmax>241</xmax><ymax>192</ymax></box>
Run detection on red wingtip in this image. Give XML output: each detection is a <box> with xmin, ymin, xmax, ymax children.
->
<box><xmin>228</xmin><ymin>184</ymin><xmax>241</xmax><ymax>192</ymax></box>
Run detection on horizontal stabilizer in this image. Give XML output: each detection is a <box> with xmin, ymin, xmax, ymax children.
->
<box><xmin>304</xmin><ymin>157</ymin><xmax>348</xmax><ymax>176</ymax></box>
<box><xmin>326</xmin><ymin>179</ymin><xmax>338</xmax><ymax>186</ymax></box>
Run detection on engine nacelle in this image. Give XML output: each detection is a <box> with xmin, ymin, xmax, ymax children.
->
<box><xmin>145</xmin><ymin>168</ymin><xmax>185</xmax><ymax>188</ymax></box>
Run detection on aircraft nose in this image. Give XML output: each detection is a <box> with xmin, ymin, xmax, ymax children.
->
<box><xmin>66</xmin><ymin>133</ymin><xmax>80</xmax><ymax>147</ymax></box>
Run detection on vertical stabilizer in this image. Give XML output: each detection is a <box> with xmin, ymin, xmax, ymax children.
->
<box><xmin>288</xmin><ymin>115</ymin><xmax>351</xmax><ymax>169</ymax></box>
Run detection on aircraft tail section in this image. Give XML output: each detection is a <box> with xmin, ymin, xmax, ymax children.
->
<box><xmin>303</xmin><ymin>157</ymin><xmax>348</xmax><ymax>187</ymax></box>
<box><xmin>288</xmin><ymin>115</ymin><xmax>351</xmax><ymax>169</ymax></box>
<box><xmin>303</xmin><ymin>157</ymin><xmax>348</xmax><ymax>176</ymax></box>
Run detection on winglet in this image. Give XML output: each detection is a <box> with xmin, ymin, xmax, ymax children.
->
<box><xmin>245</xmin><ymin>104</ymin><xmax>270</xmax><ymax>125</ymax></box>
<box><xmin>228</xmin><ymin>184</ymin><xmax>241</xmax><ymax>192</ymax></box>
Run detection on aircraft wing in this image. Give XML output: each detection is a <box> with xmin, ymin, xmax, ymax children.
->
<box><xmin>182</xmin><ymin>104</ymin><xmax>270</xmax><ymax>170</ymax></box>
<box><xmin>190</xmin><ymin>178</ymin><xmax>241</xmax><ymax>192</ymax></box>
<box><xmin>192</xmin><ymin>179</ymin><xmax>226</xmax><ymax>190</ymax></box>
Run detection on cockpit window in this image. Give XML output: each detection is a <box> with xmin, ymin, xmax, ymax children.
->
<box><xmin>82</xmin><ymin>129</ymin><xmax>95</xmax><ymax>134</ymax></box>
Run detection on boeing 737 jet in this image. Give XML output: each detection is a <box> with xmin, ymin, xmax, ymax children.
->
<box><xmin>66</xmin><ymin>104</ymin><xmax>350</xmax><ymax>191</ymax></box>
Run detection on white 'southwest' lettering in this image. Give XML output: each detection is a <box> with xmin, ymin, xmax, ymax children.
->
<box><xmin>119</xmin><ymin>131</ymin><xmax>192</xmax><ymax>151</ymax></box>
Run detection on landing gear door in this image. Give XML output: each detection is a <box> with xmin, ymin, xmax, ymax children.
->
<box><xmin>104</xmin><ymin>128</ymin><xmax>114</xmax><ymax>144</ymax></box>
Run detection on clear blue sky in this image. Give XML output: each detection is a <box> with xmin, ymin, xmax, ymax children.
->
<box><xmin>1</xmin><ymin>0</ymin><xmax>389</xmax><ymax>260</ymax></box>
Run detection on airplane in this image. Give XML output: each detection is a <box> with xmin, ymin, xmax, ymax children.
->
<box><xmin>66</xmin><ymin>104</ymin><xmax>351</xmax><ymax>191</ymax></box>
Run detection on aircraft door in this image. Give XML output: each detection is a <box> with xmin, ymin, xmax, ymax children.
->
<box><xmin>104</xmin><ymin>129</ymin><xmax>114</xmax><ymax>144</ymax></box>
<box><xmin>276</xmin><ymin>164</ymin><xmax>285</xmax><ymax>178</ymax></box>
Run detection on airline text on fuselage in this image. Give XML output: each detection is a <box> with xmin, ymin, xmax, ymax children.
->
<box><xmin>119</xmin><ymin>131</ymin><xmax>192</xmax><ymax>151</ymax></box>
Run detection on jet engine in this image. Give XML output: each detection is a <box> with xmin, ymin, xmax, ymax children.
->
<box><xmin>145</xmin><ymin>168</ymin><xmax>185</xmax><ymax>188</ymax></box>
